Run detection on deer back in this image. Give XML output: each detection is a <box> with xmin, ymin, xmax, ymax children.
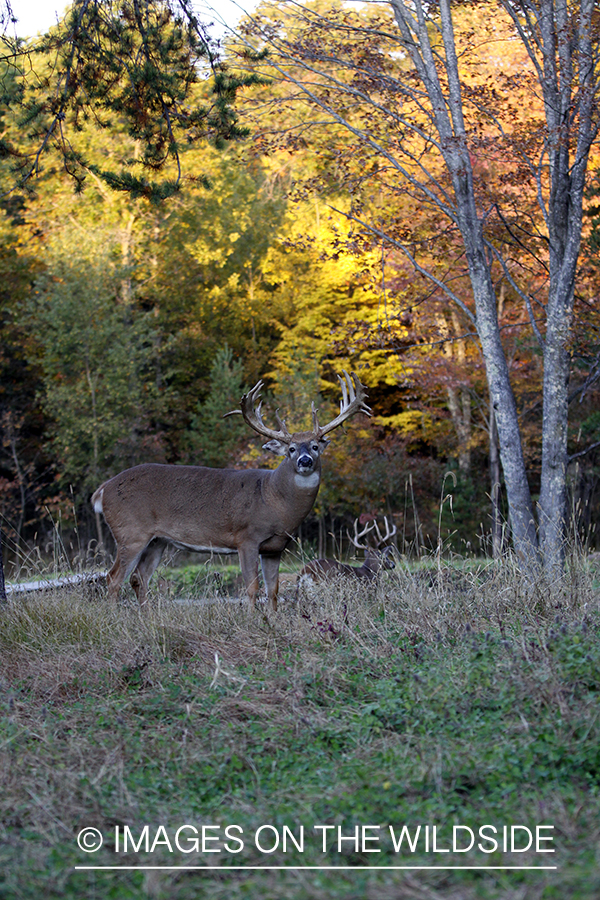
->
<box><xmin>299</xmin><ymin>558</ymin><xmax>363</xmax><ymax>581</ymax></box>
<box><xmin>299</xmin><ymin>546</ymin><xmax>394</xmax><ymax>583</ymax></box>
<box><xmin>94</xmin><ymin>434</ymin><xmax>326</xmax><ymax>556</ymax></box>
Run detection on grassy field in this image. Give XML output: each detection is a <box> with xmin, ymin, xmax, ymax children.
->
<box><xmin>0</xmin><ymin>555</ymin><xmax>599</xmax><ymax>899</ymax></box>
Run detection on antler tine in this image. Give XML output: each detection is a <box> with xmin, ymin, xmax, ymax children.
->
<box><xmin>373</xmin><ymin>515</ymin><xmax>398</xmax><ymax>548</ymax></box>
<box><xmin>317</xmin><ymin>370</ymin><xmax>372</xmax><ymax>438</ymax></box>
<box><xmin>223</xmin><ymin>379</ymin><xmax>263</xmax><ymax>419</ymax></box>
<box><xmin>223</xmin><ymin>380</ymin><xmax>291</xmax><ymax>443</ymax></box>
<box><xmin>311</xmin><ymin>401</ymin><xmax>319</xmax><ymax>433</ymax></box>
<box><xmin>347</xmin><ymin>517</ymin><xmax>377</xmax><ymax>550</ymax></box>
<box><xmin>274</xmin><ymin>409</ymin><xmax>288</xmax><ymax>434</ymax></box>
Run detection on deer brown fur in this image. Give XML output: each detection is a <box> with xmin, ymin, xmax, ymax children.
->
<box><xmin>297</xmin><ymin>516</ymin><xmax>397</xmax><ymax>594</ymax></box>
<box><xmin>92</xmin><ymin>371</ymin><xmax>370</xmax><ymax>611</ymax></box>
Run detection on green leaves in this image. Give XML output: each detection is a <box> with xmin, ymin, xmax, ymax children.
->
<box><xmin>9</xmin><ymin>0</ymin><xmax>257</xmax><ymax>194</ymax></box>
<box><xmin>85</xmin><ymin>165</ymin><xmax>186</xmax><ymax>201</ymax></box>
<box><xmin>188</xmin><ymin>345</ymin><xmax>248</xmax><ymax>467</ymax></box>
<box><xmin>25</xmin><ymin>227</ymin><xmax>161</xmax><ymax>499</ymax></box>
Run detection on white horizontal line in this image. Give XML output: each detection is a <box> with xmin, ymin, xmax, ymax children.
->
<box><xmin>74</xmin><ymin>865</ymin><xmax>558</xmax><ymax>871</ymax></box>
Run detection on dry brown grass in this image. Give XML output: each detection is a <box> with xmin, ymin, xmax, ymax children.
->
<box><xmin>1</xmin><ymin>552</ymin><xmax>598</xmax><ymax>663</ymax></box>
<box><xmin>0</xmin><ymin>552</ymin><xmax>597</xmax><ymax>718</ymax></box>
<box><xmin>0</xmin><ymin>552</ymin><xmax>599</xmax><ymax>900</ymax></box>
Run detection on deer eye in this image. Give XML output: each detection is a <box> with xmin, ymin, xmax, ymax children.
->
<box><xmin>289</xmin><ymin>445</ymin><xmax>297</xmax><ymax>455</ymax></box>
<box><xmin>311</xmin><ymin>444</ymin><xmax>319</xmax><ymax>453</ymax></box>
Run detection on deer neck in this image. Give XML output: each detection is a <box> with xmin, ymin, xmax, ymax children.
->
<box><xmin>361</xmin><ymin>550</ymin><xmax>381</xmax><ymax>576</ymax></box>
<box><xmin>270</xmin><ymin>456</ymin><xmax>321</xmax><ymax>510</ymax></box>
<box><xmin>293</xmin><ymin>470</ymin><xmax>321</xmax><ymax>490</ymax></box>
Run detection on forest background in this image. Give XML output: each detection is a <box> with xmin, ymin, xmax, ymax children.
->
<box><xmin>0</xmin><ymin>0</ymin><xmax>599</xmax><ymax>578</ymax></box>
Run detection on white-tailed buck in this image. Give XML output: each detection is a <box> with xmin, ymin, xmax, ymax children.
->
<box><xmin>92</xmin><ymin>371</ymin><xmax>370</xmax><ymax>610</ymax></box>
<box><xmin>297</xmin><ymin>516</ymin><xmax>397</xmax><ymax>591</ymax></box>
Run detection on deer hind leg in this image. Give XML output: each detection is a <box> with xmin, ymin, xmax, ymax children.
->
<box><xmin>106</xmin><ymin>539</ymin><xmax>150</xmax><ymax>604</ymax></box>
<box><xmin>238</xmin><ymin>545</ymin><xmax>260</xmax><ymax>609</ymax></box>
<box><xmin>106</xmin><ymin>556</ymin><xmax>126</xmax><ymax>603</ymax></box>
<box><xmin>260</xmin><ymin>553</ymin><xmax>281</xmax><ymax>613</ymax></box>
<box><xmin>130</xmin><ymin>539</ymin><xmax>167</xmax><ymax>608</ymax></box>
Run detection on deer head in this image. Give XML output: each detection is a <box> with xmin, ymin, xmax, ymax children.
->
<box><xmin>348</xmin><ymin>515</ymin><xmax>397</xmax><ymax>572</ymax></box>
<box><xmin>226</xmin><ymin>370</ymin><xmax>371</xmax><ymax>486</ymax></box>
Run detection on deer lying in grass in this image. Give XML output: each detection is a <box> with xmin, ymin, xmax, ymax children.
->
<box><xmin>297</xmin><ymin>516</ymin><xmax>397</xmax><ymax>595</ymax></box>
<box><xmin>92</xmin><ymin>371</ymin><xmax>370</xmax><ymax>611</ymax></box>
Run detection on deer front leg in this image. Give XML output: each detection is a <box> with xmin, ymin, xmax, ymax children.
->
<box><xmin>260</xmin><ymin>553</ymin><xmax>281</xmax><ymax>613</ymax></box>
<box><xmin>238</xmin><ymin>544</ymin><xmax>261</xmax><ymax>609</ymax></box>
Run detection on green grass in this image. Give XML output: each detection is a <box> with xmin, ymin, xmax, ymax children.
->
<box><xmin>0</xmin><ymin>557</ymin><xmax>599</xmax><ymax>899</ymax></box>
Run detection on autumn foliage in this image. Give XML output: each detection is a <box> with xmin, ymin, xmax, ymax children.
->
<box><xmin>0</xmin><ymin>0</ymin><xmax>598</xmax><ymax>571</ymax></box>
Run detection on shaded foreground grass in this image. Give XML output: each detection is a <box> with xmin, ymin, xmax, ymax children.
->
<box><xmin>1</xmin><ymin>559</ymin><xmax>599</xmax><ymax>899</ymax></box>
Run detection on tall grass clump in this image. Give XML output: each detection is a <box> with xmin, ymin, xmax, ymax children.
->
<box><xmin>0</xmin><ymin>552</ymin><xmax>599</xmax><ymax>900</ymax></box>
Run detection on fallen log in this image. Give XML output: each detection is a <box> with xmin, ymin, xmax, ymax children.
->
<box><xmin>4</xmin><ymin>571</ymin><xmax>107</xmax><ymax>596</ymax></box>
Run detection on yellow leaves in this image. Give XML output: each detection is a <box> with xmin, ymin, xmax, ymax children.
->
<box><xmin>187</xmin><ymin>240</ymin><xmax>228</xmax><ymax>267</ymax></box>
<box><xmin>375</xmin><ymin>410</ymin><xmax>432</xmax><ymax>434</ymax></box>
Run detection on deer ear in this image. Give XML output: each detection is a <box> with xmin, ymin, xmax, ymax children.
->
<box><xmin>263</xmin><ymin>439</ymin><xmax>287</xmax><ymax>456</ymax></box>
<box><xmin>319</xmin><ymin>437</ymin><xmax>330</xmax><ymax>450</ymax></box>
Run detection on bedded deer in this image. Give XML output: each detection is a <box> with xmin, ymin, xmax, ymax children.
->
<box><xmin>91</xmin><ymin>371</ymin><xmax>370</xmax><ymax>611</ymax></box>
<box><xmin>297</xmin><ymin>516</ymin><xmax>397</xmax><ymax>594</ymax></box>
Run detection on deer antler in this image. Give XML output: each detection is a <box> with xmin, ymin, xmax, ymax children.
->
<box><xmin>373</xmin><ymin>516</ymin><xmax>398</xmax><ymax>548</ymax></box>
<box><xmin>315</xmin><ymin>371</ymin><xmax>371</xmax><ymax>437</ymax></box>
<box><xmin>224</xmin><ymin>381</ymin><xmax>292</xmax><ymax>444</ymax></box>
<box><xmin>348</xmin><ymin>518</ymin><xmax>377</xmax><ymax>551</ymax></box>
<box><xmin>226</xmin><ymin>371</ymin><xmax>370</xmax><ymax>443</ymax></box>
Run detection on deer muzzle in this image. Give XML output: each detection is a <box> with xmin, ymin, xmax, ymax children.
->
<box><xmin>297</xmin><ymin>452</ymin><xmax>315</xmax><ymax>470</ymax></box>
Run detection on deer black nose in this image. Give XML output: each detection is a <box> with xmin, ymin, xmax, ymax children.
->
<box><xmin>297</xmin><ymin>454</ymin><xmax>313</xmax><ymax>469</ymax></box>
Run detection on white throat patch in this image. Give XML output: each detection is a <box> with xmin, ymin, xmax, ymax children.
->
<box><xmin>294</xmin><ymin>472</ymin><xmax>320</xmax><ymax>490</ymax></box>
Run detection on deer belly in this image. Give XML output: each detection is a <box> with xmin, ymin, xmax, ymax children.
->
<box><xmin>258</xmin><ymin>532</ymin><xmax>292</xmax><ymax>554</ymax></box>
<box><xmin>170</xmin><ymin>539</ymin><xmax>236</xmax><ymax>554</ymax></box>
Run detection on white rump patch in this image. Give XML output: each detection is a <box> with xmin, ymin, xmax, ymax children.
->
<box><xmin>294</xmin><ymin>472</ymin><xmax>320</xmax><ymax>490</ymax></box>
<box><xmin>93</xmin><ymin>489</ymin><xmax>104</xmax><ymax>514</ymax></box>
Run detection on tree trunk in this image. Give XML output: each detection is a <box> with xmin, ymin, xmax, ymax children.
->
<box><xmin>446</xmin><ymin>386</ymin><xmax>471</xmax><ymax>475</ymax></box>
<box><xmin>538</xmin><ymin>328</ymin><xmax>571</xmax><ymax>576</ymax></box>
<box><xmin>501</xmin><ymin>0</ymin><xmax>597</xmax><ymax>577</ymax></box>
<box><xmin>489</xmin><ymin>407</ymin><xmax>503</xmax><ymax>558</ymax></box>
<box><xmin>408</xmin><ymin>473</ymin><xmax>422</xmax><ymax>559</ymax></box>
<box><xmin>439</xmin><ymin>310</ymin><xmax>472</xmax><ymax>475</ymax></box>
<box><xmin>8</xmin><ymin>429</ymin><xmax>25</xmax><ymax>573</ymax></box>
<box><xmin>391</xmin><ymin>0</ymin><xmax>541</xmax><ymax>572</ymax></box>
<box><xmin>0</xmin><ymin>527</ymin><xmax>6</xmax><ymax>601</ymax></box>
<box><xmin>468</xmin><ymin>259</ymin><xmax>539</xmax><ymax>570</ymax></box>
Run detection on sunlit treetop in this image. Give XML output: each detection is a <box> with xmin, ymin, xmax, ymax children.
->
<box><xmin>1</xmin><ymin>0</ymin><xmax>266</xmax><ymax>201</ymax></box>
